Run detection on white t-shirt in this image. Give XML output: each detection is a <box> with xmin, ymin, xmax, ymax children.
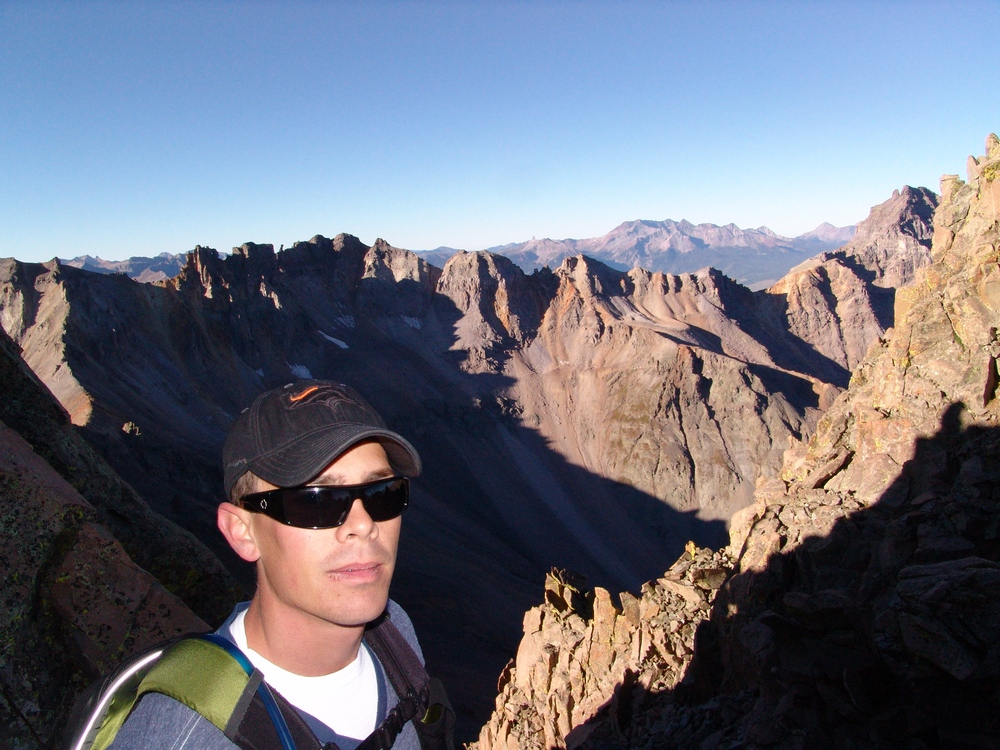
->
<box><xmin>230</xmin><ymin>609</ymin><xmax>379</xmax><ymax>747</ymax></box>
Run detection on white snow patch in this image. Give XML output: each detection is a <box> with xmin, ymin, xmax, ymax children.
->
<box><xmin>401</xmin><ymin>316</ymin><xmax>422</xmax><ymax>329</ymax></box>
<box><xmin>288</xmin><ymin>364</ymin><xmax>313</xmax><ymax>379</ymax></box>
<box><xmin>254</xmin><ymin>368</ymin><xmax>264</xmax><ymax>378</ymax></box>
<box><xmin>334</xmin><ymin>315</ymin><xmax>356</xmax><ymax>328</ymax></box>
<box><xmin>319</xmin><ymin>331</ymin><xmax>350</xmax><ymax>349</ymax></box>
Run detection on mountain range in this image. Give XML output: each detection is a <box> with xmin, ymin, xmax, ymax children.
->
<box><xmin>476</xmin><ymin>220</ymin><xmax>856</xmax><ymax>288</ymax></box>
<box><xmin>59</xmin><ymin>219</ymin><xmax>856</xmax><ymax>292</ymax></box>
<box><xmin>1</xmin><ymin>187</ymin><xmax>931</xmax><ymax>744</ymax></box>
<box><xmin>61</xmin><ymin>251</ymin><xmax>189</xmax><ymax>283</ymax></box>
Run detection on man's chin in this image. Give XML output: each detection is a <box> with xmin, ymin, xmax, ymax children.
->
<box><xmin>323</xmin><ymin>594</ymin><xmax>391</xmax><ymax>628</ymax></box>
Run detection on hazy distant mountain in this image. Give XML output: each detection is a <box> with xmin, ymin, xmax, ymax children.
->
<box><xmin>61</xmin><ymin>252</ymin><xmax>186</xmax><ymax>282</ymax></box>
<box><xmin>480</xmin><ymin>220</ymin><xmax>857</xmax><ymax>289</ymax></box>
<box><xmin>794</xmin><ymin>221</ymin><xmax>858</xmax><ymax>249</ymax></box>
<box><xmin>59</xmin><ymin>221</ymin><xmax>854</xmax><ymax>291</ymax></box>
<box><xmin>414</xmin><ymin>246</ymin><xmax>464</xmax><ymax>268</ymax></box>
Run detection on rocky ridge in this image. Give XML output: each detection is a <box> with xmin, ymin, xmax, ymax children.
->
<box><xmin>471</xmin><ymin>137</ymin><xmax>1000</xmax><ymax>749</ymax></box>
<box><xmin>474</xmin><ymin>548</ymin><xmax>734</xmax><ymax>750</ymax></box>
<box><xmin>763</xmin><ymin>186</ymin><xmax>938</xmax><ymax>377</ymax></box>
<box><xmin>54</xmin><ymin>222</ymin><xmax>853</xmax><ymax>292</ymax></box>
<box><xmin>498</xmin><ymin>188</ymin><xmax>936</xmax><ymax>520</ymax></box>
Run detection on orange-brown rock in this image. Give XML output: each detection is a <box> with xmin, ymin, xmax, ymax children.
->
<box><xmin>0</xmin><ymin>418</ymin><xmax>209</xmax><ymax>747</ymax></box>
<box><xmin>0</xmin><ymin>327</ymin><xmax>239</xmax><ymax>748</ymax></box>
<box><xmin>474</xmin><ymin>550</ymin><xmax>733</xmax><ymax>750</ymax></box>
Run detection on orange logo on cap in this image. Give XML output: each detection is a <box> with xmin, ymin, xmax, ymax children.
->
<box><xmin>289</xmin><ymin>386</ymin><xmax>320</xmax><ymax>402</ymax></box>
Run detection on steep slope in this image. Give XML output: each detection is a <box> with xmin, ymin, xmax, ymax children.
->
<box><xmin>472</xmin><ymin>136</ymin><xmax>1000</xmax><ymax>750</ymax></box>
<box><xmin>456</xmin><ymin>187</ymin><xmax>933</xmax><ymax>522</ymax></box>
<box><xmin>491</xmin><ymin>259</ymin><xmax>816</xmax><ymax>522</ymax></box>
<box><xmin>761</xmin><ymin>186</ymin><xmax>938</xmax><ymax>380</ymax></box>
<box><xmin>0</xmin><ymin>190</ymin><xmax>929</xmax><ymax>738</ymax></box>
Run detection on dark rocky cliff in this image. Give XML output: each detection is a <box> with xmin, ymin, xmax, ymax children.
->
<box><xmin>0</xmin><ymin>327</ymin><xmax>243</xmax><ymax>749</ymax></box>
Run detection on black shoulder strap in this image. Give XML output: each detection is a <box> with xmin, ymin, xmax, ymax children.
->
<box><xmin>354</xmin><ymin>616</ymin><xmax>428</xmax><ymax>750</ymax></box>
<box><xmin>234</xmin><ymin>688</ymin><xmax>325</xmax><ymax>750</ymax></box>
<box><xmin>355</xmin><ymin>616</ymin><xmax>454</xmax><ymax>750</ymax></box>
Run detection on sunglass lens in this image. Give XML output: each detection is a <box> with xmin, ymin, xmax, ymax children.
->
<box><xmin>273</xmin><ymin>478</ymin><xmax>408</xmax><ymax>528</ymax></box>
<box><xmin>283</xmin><ymin>488</ymin><xmax>352</xmax><ymax>528</ymax></box>
<box><xmin>362</xmin><ymin>478</ymin><xmax>409</xmax><ymax>521</ymax></box>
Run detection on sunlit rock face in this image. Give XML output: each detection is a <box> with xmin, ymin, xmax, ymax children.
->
<box><xmin>765</xmin><ymin>185</ymin><xmax>938</xmax><ymax>377</ymax></box>
<box><xmin>473</xmin><ymin>550</ymin><xmax>733</xmax><ymax>750</ymax></box>
<box><xmin>0</xmin><ymin>187</ymin><xmax>932</xmax><ymax>740</ymax></box>
<box><xmin>470</xmin><ymin>137</ymin><xmax>1000</xmax><ymax>749</ymax></box>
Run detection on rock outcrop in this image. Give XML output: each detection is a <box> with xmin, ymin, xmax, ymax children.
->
<box><xmin>472</xmin><ymin>137</ymin><xmax>1000</xmax><ymax>749</ymax></box>
<box><xmin>765</xmin><ymin>186</ymin><xmax>937</xmax><ymax>377</ymax></box>
<box><xmin>696</xmin><ymin>135</ymin><xmax>1000</xmax><ymax>750</ymax></box>
<box><xmin>475</xmin><ymin>549</ymin><xmax>733</xmax><ymax>750</ymax></box>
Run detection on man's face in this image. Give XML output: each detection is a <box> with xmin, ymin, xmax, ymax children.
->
<box><xmin>248</xmin><ymin>440</ymin><xmax>401</xmax><ymax>630</ymax></box>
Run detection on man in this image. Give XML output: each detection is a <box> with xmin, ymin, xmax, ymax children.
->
<box><xmin>109</xmin><ymin>380</ymin><xmax>444</xmax><ymax>750</ymax></box>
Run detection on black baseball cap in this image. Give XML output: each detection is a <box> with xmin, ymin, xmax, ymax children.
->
<box><xmin>223</xmin><ymin>380</ymin><xmax>421</xmax><ymax>495</ymax></box>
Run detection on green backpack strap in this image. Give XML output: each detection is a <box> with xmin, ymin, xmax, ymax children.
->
<box><xmin>89</xmin><ymin>635</ymin><xmax>269</xmax><ymax>750</ymax></box>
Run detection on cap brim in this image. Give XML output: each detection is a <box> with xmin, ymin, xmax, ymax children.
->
<box><xmin>248</xmin><ymin>423</ymin><xmax>422</xmax><ymax>488</ymax></box>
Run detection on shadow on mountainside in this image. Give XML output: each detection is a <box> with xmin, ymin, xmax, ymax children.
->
<box><xmin>826</xmin><ymin>253</ymin><xmax>896</xmax><ymax>333</ymax></box>
<box><xmin>568</xmin><ymin>402</ymin><xmax>1000</xmax><ymax>750</ymax></box>
<box><xmin>9</xmin><ymin>255</ymin><xmax>730</xmax><ymax>745</ymax></box>
<box><xmin>747</xmin><ymin>292</ymin><xmax>853</xmax><ymax>391</ymax></box>
<box><xmin>281</xmin><ymin>305</ymin><xmax>729</xmax><ymax>743</ymax></box>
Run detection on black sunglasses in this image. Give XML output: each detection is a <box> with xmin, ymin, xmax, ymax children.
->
<box><xmin>242</xmin><ymin>476</ymin><xmax>409</xmax><ymax>529</ymax></box>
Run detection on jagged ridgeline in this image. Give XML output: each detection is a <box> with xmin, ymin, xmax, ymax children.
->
<box><xmin>0</xmin><ymin>179</ymin><xmax>936</xmax><ymax>743</ymax></box>
<box><xmin>476</xmin><ymin>136</ymin><xmax>1000</xmax><ymax>749</ymax></box>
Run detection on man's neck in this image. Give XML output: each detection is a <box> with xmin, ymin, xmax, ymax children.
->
<box><xmin>242</xmin><ymin>595</ymin><xmax>365</xmax><ymax>676</ymax></box>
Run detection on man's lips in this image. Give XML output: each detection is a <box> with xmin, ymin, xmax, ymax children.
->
<box><xmin>328</xmin><ymin>561</ymin><xmax>384</xmax><ymax>580</ymax></box>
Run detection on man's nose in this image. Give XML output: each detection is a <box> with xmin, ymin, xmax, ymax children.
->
<box><xmin>336</xmin><ymin>497</ymin><xmax>378</xmax><ymax>539</ymax></box>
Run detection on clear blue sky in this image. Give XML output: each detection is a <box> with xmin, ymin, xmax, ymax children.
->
<box><xmin>2</xmin><ymin>1</ymin><xmax>997</xmax><ymax>263</ymax></box>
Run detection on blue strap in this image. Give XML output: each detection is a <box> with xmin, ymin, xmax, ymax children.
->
<box><xmin>198</xmin><ymin>634</ymin><xmax>297</xmax><ymax>750</ymax></box>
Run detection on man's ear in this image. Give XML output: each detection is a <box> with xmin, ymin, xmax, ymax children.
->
<box><xmin>218</xmin><ymin>502</ymin><xmax>261</xmax><ymax>562</ymax></box>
